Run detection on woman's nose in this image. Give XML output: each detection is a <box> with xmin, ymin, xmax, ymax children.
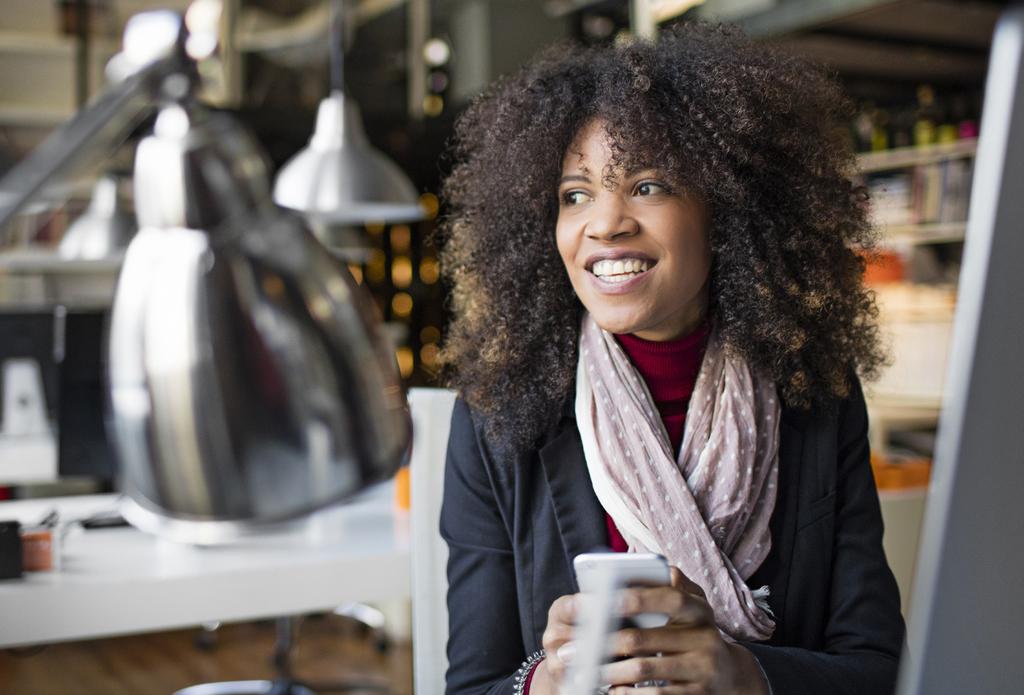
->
<box><xmin>585</xmin><ymin>195</ymin><xmax>638</xmax><ymax>241</ymax></box>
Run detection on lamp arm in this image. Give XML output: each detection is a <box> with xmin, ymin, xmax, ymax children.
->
<box><xmin>0</xmin><ymin>50</ymin><xmax>194</xmax><ymax>239</ymax></box>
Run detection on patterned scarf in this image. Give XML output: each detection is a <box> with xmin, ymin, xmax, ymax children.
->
<box><xmin>575</xmin><ymin>313</ymin><xmax>780</xmax><ymax>641</ymax></box>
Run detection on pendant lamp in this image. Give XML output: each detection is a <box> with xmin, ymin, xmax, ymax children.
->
<box><xmin>273</xmin><ymin>0</ymin><xmax>424</xmax><ymax>224</ymax></box>
<box><xmin>58</xmin><ymin>174</ymin><xmax>135</xmax><ymax>260</ymax></box>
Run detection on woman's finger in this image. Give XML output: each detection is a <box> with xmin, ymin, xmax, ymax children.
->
<box><xmin>618</xmin><ymin>586</ymin><xmax>712</xmax><ymax>626</ymax></box>
<box><xmin>541</xmin><ymin>622</ymin><xmax>573</xmax><ymax>652</ymax></box>
<box><xmin>669</xmin><ymin>566</ymin><xmax>706</xmax><ymax>598</ymax></box>
<box><xmin>609</xmin><ymin>685</ymin><xmax>719</xmax><ymax>695</ymax></box>
<box><xmin>601</xmin><ymin>651</ymin><xmax>715</xmax><ymax>686</ymax></box>
<box><xmin>607</xmin><ymin>685</ymin><xmax>691</xmax><ymax>695</ymax></box>
<box><xmin>609</xmin><ymin>625</ymin><xmax>719</xmax><ymax>657</ymax></box>
<box><xmin>547</xmin><ymin>593</ymin><xmax>579</xmax><ymax>627</ymax></box>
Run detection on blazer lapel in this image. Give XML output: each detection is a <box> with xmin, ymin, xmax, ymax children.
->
<box><xmin>539</xmin><ymin>415</ymin><xmax>608</xmax><ymax>591</ymax></box>
<box><xmin>751</xmin><ymin>406</ymin><xmax>806</xmax><ymax>643</ymax></box>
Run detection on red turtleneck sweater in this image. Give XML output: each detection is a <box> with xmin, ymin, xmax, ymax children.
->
<box><xmin>603</xmin><ymin>322</ymin><xmax>710</xmax><ymax>552</ymax></box>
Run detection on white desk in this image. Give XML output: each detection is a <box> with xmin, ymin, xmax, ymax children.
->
<box><xmin>0</xmin><ymin>482</ymin><xmax>410</xmax><ymax>648</ymax></box>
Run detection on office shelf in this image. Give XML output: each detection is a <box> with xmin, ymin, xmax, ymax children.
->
<box><xmin>879</xmin><ymin>221</ymin><xmax>967</xmax><ymax>245</ymax></box>
<box><xmin>857</xmin><ymin>138</ymin><xmax>978</xmax><ymax>173</ymax></box>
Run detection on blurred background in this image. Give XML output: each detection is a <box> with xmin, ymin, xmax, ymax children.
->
<box><xmin>0</xmin><ymin>0</ymin><xmax>1008</xmax><ymax>692</ymax></box>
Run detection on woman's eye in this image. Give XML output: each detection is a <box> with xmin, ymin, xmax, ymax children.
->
<box><xmin>635</xmin><ymin>181</ymin><xmax>668</xmax><ymax>196</ymax></box>
<box><xmin>562</xmin><ymin>190</ymin><xmax>589</xmax><ymax>206</ymax></box>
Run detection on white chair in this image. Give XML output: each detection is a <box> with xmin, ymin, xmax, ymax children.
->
<box><xmin>408</xmin><ymin>388</ymin><xmax>457</xmax><ymax>695</ymax></box>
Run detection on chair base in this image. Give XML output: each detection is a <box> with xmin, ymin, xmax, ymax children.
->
<box><xmin>174</xmin><ymin>679</ymin><xmax>316</xmax><ymax>695</ymax></box>
<box><xmin>174</xmin><ymin>678</ymin><xmax>392</xmax><ymax>695</ymax></box>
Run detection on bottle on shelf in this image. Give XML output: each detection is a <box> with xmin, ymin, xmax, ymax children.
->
<box><xmin>854</xmin><ymin>102</ymin><xmax>876</xmax><ymax>153</ymax></box>
<box><xmin>913</xmin><ymin>85</ymin><xmax>939</xmax><ymax>148</ymax></box>
<box><xmin>872</xmin><ymin>106</ymin><xmax>891</xmax><ymax>152</ymax></box>
<box><xmin>890</xmin><ymin>105</ymin><xmax>915</xmax><ymax>150</ymax></box>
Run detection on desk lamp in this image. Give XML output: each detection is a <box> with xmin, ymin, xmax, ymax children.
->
<box><xmin>0</xmin><ymin>1</ymin><xmax>410</xmax><ymax>544</ymax></box>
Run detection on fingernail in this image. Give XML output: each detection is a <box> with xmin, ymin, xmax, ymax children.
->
<box><xmin>557</xmin><ymin>641</ymin><xmax>576</xmax><ymax>663</ymax></box>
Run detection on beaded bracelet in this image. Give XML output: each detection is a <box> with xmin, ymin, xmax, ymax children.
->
<box><xmin>512</xmin><ymin>649</ymin><xmax>546</xmax><ymax>695</ymax></box>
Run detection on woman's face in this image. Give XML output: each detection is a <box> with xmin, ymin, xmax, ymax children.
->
<box><xmin>555</xmin><ymin>120</ymin><xmax>712</xmax><ymax>341</ymax></box>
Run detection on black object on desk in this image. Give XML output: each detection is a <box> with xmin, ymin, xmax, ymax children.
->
<box><xmin>57</xmin><ymin>310</ymin><xmax>116</xmax><ymax>482</ymax></box>
<box><xmin>0</xmin><ymin>308</ymin><xmax>116</xmax><ymax>484</ymax></box>
<box><xmin>0</xmin><ymin>520</ymin><xmax>23</xmax><ymax>579</ymax></box>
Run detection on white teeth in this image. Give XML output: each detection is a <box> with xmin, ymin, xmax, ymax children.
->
<box><xmin>591</xmin><ymin>258</ymin><xmax>651</xmax><ymax>278</ymax></box>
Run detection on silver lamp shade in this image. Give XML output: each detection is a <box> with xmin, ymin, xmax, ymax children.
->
<box><xmin>110</xmin><ymin>101</ymin><xmax>410</xmax><ymax>543</ymax></box>
<box><xmin>59</xmin><ymin>174</ymin><xmax>135</xmax><ymax>260</ymax></box>
<box><xmin>272</xmin><ymin>91</ymin><xmax>425</xmax><ymax>224</ymax></box>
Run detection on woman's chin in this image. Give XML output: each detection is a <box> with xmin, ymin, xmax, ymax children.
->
<box><xmin>586</xmin><ymin>310</ymin><xmax>647</xmax><ymax>337</ymax></box>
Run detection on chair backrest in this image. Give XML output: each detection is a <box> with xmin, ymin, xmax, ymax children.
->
<box><xmin>408</xmin><ymin>387</ymin><xmax>457</xmax><ymax>695</ymax></box>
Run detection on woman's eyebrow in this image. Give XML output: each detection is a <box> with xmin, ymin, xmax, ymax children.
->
<box><xmin>624</xmin><ymin>167</ymin><xmax>661</xmax><ymax>177</ymax></box>
<box><xmin>559</xmin><ymin>174</ymin><xmax>591</xmax><ymax>185</ymax></box>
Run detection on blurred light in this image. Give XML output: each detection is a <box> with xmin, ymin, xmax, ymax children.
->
<box><xmin>582</xmin><ymin>14</ymin><xmax>615</xmax><ymax>40</ymax></box>
<box><xmin>420</xmin><ymin>256</ymin><xmax>439</xmax><ymax>284</ymax></box>
<box><xmin>423</xmin><ymin>95</ymin><xmax>444</xmax><ymax>117</ymax></box>
<box><xmin>391</xmin><ymin>292</ymin><xmax>413</xmax><ymax>318</ymax></box>
<box><xmin>366</xmin><ymin>221</ymin><xmax>386</xmax><ymax>235</ymax></box>
<box><xmin>420</xmin><ymin>343</ymin><xmax>440</xmax><ymax>368</ymax></box>
<box><xmin>396</xmin><ymin>347</ymin><xmax>414</xmax><ymax>378</ymax></box>
<box><xmin>424</xmin><ymin>38</ymin><xmax>451</xmax><ymax>66</ymax></box>
<box><xmin>651</xmin><ymin>0</ymin><xmax>707</xmax><ymax>23</ymax></box>
<box><xmin>419</xmin><ymin>192</ymin><xmax>439</xmax><ymax>219</ymax></box>
<box><xmin>392</xmin><ymin>256</ymin><xmax>413</xmax><ymax>288</ymax></box>
<box><xmin>347</xmin><ymin>264</ymin><xmax>363</xmax><ymax>284</ymax></box>
<box><xmin>429</xmin><ymin>70</ymin><xmax>449</xmax><ymax>93</ymax></box>
<box><xmin>310</xmin><ymin>295</ymin><xmax>331</xmax><ymax>321</ymax></box>
<box><xmin>391</xmin><ymin>225</ymin><xmax>411</xmax><ymax>252</ymax></box>
<box><xmin>420</xmin><ymin>325</ymin><xmax>440</xmax><ymax>344</ymax></box>
<box><xmin>325</xmin><ymin>275</ymin><xmax>350</xmax><ymax>303</ymax></box>
<box><xmin>366</xmin><ymin>249</ymin><xmax>386</xmax><ymax>283</ymax></box>
<box><xmin>262</xmin><ymin>273</ymin><xmax>285</xmax><ymax>299</ymax></box>
<box><xmin>184</xmin><ymin>0</ymin><xmax>222</xmax><ymax>60</ymax></box>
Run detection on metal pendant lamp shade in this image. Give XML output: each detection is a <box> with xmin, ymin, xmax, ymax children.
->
<box><xmin>273</xmin><ymin>91</ymin><xmax>424</xmax><ymax>224</ymax></box>
<box><xmin>58</xmin><ymin>174</ymin><xmax>135</xmax><ymax>260</ymax></box>
<box><xmin>110</xmin><ymin>100</ymin><xmax>410</xmax><ymax>543</ymax></box>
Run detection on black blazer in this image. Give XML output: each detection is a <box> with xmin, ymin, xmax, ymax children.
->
<box><xmin>441</xmin><ymin>378</ymin><xmax>905</xmax><ymax>694</ymax></box>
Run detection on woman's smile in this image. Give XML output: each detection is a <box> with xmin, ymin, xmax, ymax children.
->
<box><xmin>586</xmin><ymin>257</ymin><xmax>656</xmax><ymax>293</ymax></box>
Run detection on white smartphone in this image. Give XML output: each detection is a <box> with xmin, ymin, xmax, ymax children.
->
<box><xmin>573</xmin><ymin>552</ymin><xmax>671</xmax><ymax>629</ymax></box>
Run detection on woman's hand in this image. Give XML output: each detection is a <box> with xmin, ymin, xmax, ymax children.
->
<box><xmin>600</xmin><ymin>567</ymin><xmax>769</xmax><ymax>695</ymax></box>
<box><xmin>530</xmin><ymin>568</ymin><xmax>769</xmax><ymax>695</ymax></box>
<box><xmin>529</xmin><ymin>593</ymin><xmax>578</xmax><ymax>695</ymax></box>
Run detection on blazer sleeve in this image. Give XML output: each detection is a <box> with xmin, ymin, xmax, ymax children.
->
<box><xmin>743</xmin><ymin>379</ymin><xmax>905</xmax><ymax>695</ymax></box>
<box><xmin>441</xmin><ymin>398</ymin><xmax>525</xmax><ymax>695</ymax></box>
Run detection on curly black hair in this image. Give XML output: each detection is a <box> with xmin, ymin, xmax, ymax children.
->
<box><xmin>438</xmin><ymin>22</ymin><xmax>884</xmax><ymax>452</ymax></box>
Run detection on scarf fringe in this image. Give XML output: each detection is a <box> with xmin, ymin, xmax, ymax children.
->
<box><xmin>752</xmin><ymin>585</ymin><xmax>774</xmax><ymax>617</ymax></box>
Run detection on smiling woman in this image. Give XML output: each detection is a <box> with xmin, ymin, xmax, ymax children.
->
<box><xmin>437</xmin><ymin>21</ymin><xmax>902</xmax><ymax>695</ymax></box>
<box><xmin>440</xmin><ymin>24</ymin><xmax>884</xmax><ymax>455</ymax></box>
<box><xmin>556</xmin><ymin>119</ymin><xmax>712</xmax><ymax>341</ymax></box>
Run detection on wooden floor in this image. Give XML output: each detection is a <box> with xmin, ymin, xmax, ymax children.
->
<box><xmin>0</xmin><ymin>615</ymin><xmax>412</xmax><ymax>695</ymax></box>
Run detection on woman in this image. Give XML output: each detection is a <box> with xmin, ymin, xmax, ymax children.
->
<box><xmin>438</xmin><ymin>22</ymin><xmax>903</xmax><ymax>695</ymax></box>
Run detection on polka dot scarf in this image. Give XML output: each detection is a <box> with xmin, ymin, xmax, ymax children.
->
<box><xmin>575</xmin><ymin>313</ymin><xmax>780</xmax><ymax>642</ymax></box>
